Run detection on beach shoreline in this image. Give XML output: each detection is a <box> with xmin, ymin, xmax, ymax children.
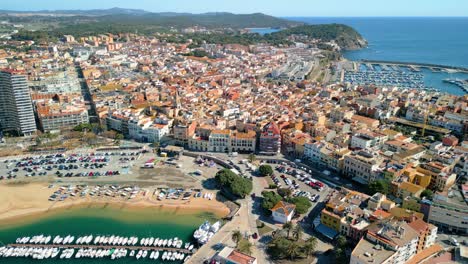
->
<box><xmin>0</xmin><ymin>183</ymin><xmax>230</xmax><ymax>229</ymax></box>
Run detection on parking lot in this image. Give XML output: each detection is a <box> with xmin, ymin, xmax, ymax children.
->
<box><xmin>0</xmin><ymin>149</ymin><xmax>146</xmax><ymax>182</ymax></box>
<box><xmin>267</xmin><ymin>162</ymin><xmax>331</xmax><ymax>206</ymax></box>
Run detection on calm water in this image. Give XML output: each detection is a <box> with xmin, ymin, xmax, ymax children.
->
<box><xmin>0</xmin><ymin>207</ymin><xmax>218</xmax><ymax>264</ymax></box>
<box><xmin>283</xmin><ymin>17</ymin><xmax>468</xmax><ymax>95</ymax></box>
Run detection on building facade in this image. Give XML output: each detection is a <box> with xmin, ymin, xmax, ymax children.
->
<box><xmin>259</xmin><ymin>121</ymin><xmax>281</xmax><ymax>154</ymax></box>
<box><xmin>0</xmin><ymin>70</ymin><xmax>36</xmax><ymax>136</ymax></box>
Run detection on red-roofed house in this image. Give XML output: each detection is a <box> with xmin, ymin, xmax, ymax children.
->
<box><xmin>271</xmin><ymin>201</ymin><xmax>296</xmax><ymax>224</ymax></box>
<box><xmin>212</xmin><ymin>246</ymin><xmax>257</xmax><ymax>264</ymax></box>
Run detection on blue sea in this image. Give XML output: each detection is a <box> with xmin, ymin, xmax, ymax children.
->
<box><xmin>253</xmin><ymin>17</ymin><xmax>468</xmax><ymax>95</ymax></box>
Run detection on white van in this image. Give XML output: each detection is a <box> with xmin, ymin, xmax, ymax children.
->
<box><xmin>450</xmin><ymin>237</ymin><xmax>460</xmax><ymax>246</ymax></box>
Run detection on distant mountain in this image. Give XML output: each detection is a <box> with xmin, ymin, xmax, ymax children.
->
<box><xmin>0</xmin><ymin>7</ymin><xmax>150</xmax><ymax>16</ymax></box>
<box><xmin>0</xmin><ymin>8</ymin><xmax>300</xmax><ymax>29</ymax></box>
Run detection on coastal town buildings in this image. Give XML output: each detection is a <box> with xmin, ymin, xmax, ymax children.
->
<box><xmin>0</xmin><ymin>28</ymin><xmax>467</xmax><ymax>264</ymax></box>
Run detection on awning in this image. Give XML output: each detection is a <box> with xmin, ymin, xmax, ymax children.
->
<box><xmin>315</xmin><ymin>224</ymin><xmax>338</xmax><ymax>240</ymax></box>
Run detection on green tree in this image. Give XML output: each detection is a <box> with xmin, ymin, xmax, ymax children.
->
<box><xmin>421</xmin><ymin>189</ymin><xmax>434</xmax><ymax>200</ymax></box>
<box><xmin>237</xmin><ymin>238</ymin><xmax>253</xmax><ymax>255</ymax></box>
<box><xmin>286</xmin><ymin>241</ymin><xmax>301</xmax><ymax>260</ymax></box>
<box><xmin>114</xmin><ymin>133</ymin><xmax>124</xmax><ymax>145</ymax></box>
<box><xmin>292</xmin><ymin>224</ymin><xmax>303</xmax><ymax>241</ymax></box>
<box><xmin>336</xmin><ymin>235</ymin><xmax>347</xmax><ymax>248</ymax></box>
<box><xmin>215</xmin><ymin>169</ymin><xmax>253</xmax><ymax>198</ymax></box>
<box><xmin>278</xmin><ymin>188</ymin><xmax>292</xmax><ymax>198</ymax></box>
<box><xmin>283</xmin><ymin>222</ymin><xmax>293</xmax><ymax>239</ymax></box>
<box><xmin>335</xmin><ymin>248</ymin><xmax>348</xmax><ymax>264</ymax></box>
<box><xmin>231</xmin><ymin>230</ymin><xmax>243</xmax><ymax>246</ymax></box>
<box><xmin>258</xmin><ymin>164</ymin><xmax>273</xmax><ymax>176</ymax></box>
<box><xmin>303</xmin><ymin>236</ymin><xmax>317</xmax><ymax>259</ymax></box>
<box><xmin>261</xmin><ymin>191</ymin><xmax>282</xmax><ymax>212</ymax></box>
<box><xmin>368</xmin><ymin>179</ymin><xmax>390</xmax><ymax>195</ymax></box>
<box><xmin>288</xmin><ymin>196</ymin><xmax>312</xmax><ymax>214</ymax></box>
<box><xmin>248</xmin><ymin>153</ymin><xmax>256</xmax><ymax>163</ymax></box>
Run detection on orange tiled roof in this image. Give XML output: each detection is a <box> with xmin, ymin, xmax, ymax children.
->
<box><xmin>271</xmin><ymin>201</ymin><xmax>295</xmax><ymax>216</ymax></box>
<box><xmin>227</xmin><ymin>250</ymin><xmax>256</xmax><ymax>264</ymax></box>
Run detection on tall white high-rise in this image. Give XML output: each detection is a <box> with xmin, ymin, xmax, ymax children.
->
<box><xmin>0</xmin><ymin>69</ymin><xmax>36</xmax><ymax>136</ymax></box>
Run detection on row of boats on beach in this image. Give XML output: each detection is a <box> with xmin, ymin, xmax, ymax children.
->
<box><xmin>0</xmin><ymin>247</ymin><xmax>189</xmax><ymax>261</ymax></box>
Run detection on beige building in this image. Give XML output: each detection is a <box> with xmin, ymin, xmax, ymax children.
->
<box><xmin>343</xmin><ymin>150</ymin><xmax>384</xmax><ymax>184</ymax></box>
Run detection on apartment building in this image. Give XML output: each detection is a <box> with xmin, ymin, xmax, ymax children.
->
<box><xmin>37</xmin><ymin>107</ymin><xmax>89</xmax><ymax>132</ymax></box>
<box><xmin>34</xmin><ymin>96</ymin><xmax>89</xmax><ymax>132</ymax></box>
<box><xmin>350</xmin><ymin>130</ymin><xmax>388</xmax><ymax>150</ymax></box>
<box><xmin>208</xmin><ymin>130</ymin><xmax>231</xmax><ymax>152</ymax></box>
<box><xmin>173</xmin><ymin>121</ymin><xmax>197</xmax><ymax>147</ymax></box>
<box><xmin>351</xmin><ymin>220</ymin><xmax>419</xmax><ymax>264</ymax></box>
<box><xmin>407</xmin><ymin>218</ymin><xmax>438</xmax><ymax>252</ymax></box>
<box><xmin>343</xmin><ymin>150</ymin><xmax>384</xmax><ymax>184</ymax></box>
<box><xmin>259</xmin><ymin>121</ymin><xmax>281</xmax><ymax>154</ymax></box>
<box><xmin>230</xmin><ymin>130</ymin><xmax>256</xmax><ymax>153</ymax></box>
<box><xmin>0</xmin><ymin>70</ymin><xmax>36</xmax><ymax>136</ymax></box>
<box><xmin>128</xmin><ymin>118</ymin><xmax>170</xmax><ymax>143</ymax></box>
<box><xmin>321</xmin><ymin>189</ymin><xmax>371</xmax><ymax>241</ymax></box>
<box><xmin>421</xmin><ymin>193</ymin><xmax>468</xmax><ymax>235</ymax></box>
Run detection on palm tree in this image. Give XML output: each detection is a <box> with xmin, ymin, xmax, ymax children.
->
<box><xmin>286</xmin><ymin>241</ymin><xmax>301</xmax><ymax>260</ymax></box>
<box><xmin>283</xmin><ymin>222</ymin><xmax>293</xmax><ymax>239</ymax></box>
<box><xmin>231</xmin><ymin>230</ymin><xmax>243</xmax><ymax>246</ymax></box>
<box><xmin>237</xmin><ymin>239</ymin><xmax>253</xmax><ymax>255</ymax></box>
<box><xmin>248</xmin><ymin>153</ymin><xmax>256</xmax><ymax>163</ymax></box>
<box><xmin>303</xmin><ymin>236</ymin><xmax>317</xmax><ymax>259</ymax></box>
<box><xmin>292</xmin><ymin>224</ymin><xmax>304</xmax><ymax>241</ymax></box>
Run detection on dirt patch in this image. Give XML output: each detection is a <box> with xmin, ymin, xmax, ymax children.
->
<box><xmin>136</xmin><ymin>167</ymin><xmax>198</xmax><ymax>188</ymax></box>
<box><xmin>138</xmin><ymin>167</ymin><xmax>187</xmax><ymax>180</ymax></box>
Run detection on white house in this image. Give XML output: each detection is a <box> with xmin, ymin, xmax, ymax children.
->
<box><xmin>271</xmin><ymin>201</ymin><xmax>296</xmax><ymax>224</ymax></box>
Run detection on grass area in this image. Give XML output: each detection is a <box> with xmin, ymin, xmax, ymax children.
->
<box><xmin>256</xmin><ymin>219</ymin><xmax>274</xmax><ymax>236</ymax></box>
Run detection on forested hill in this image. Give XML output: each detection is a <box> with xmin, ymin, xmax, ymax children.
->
<box><xmin>0</xmin><ymin>9</ymin><xmax>301</xmax><ymax>29</ymax></box>
<box><xmin>271</xmin><ymin>24</ymin><xmax>367</xmax><ymax>50</ymax></box>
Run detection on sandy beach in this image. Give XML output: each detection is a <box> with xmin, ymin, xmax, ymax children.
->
<box><xmin>0</xmin><ymin>183</ymin><xmax>230</xmax><ymax>227</ymax></box>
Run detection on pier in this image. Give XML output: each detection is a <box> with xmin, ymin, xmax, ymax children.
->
<box><xmin>443</xmin><ymin>79</ymin><xmax>468</xmax><ymax>93</ymax></box>
<box><xmin>6</xmin><ymin>243</ymin><xmax>193</xmax><ymax>254</ymax></box>
<box><xmin>360</xmin><ymin>59</ymin><xmax>468</xmax><ymax>73</ymax></box>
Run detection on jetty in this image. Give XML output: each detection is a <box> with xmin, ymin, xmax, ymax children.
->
<box><xmin>360</xmin><ymin>59</ymin><xmax>468</xmax><ymax>73</ymax></box>
<box><xmin>443</xmin><ymin>79</ymin><xmax>468</xmax><ymax>93</ymax></box>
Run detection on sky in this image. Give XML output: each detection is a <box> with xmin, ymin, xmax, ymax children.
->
<box><xmin>2</xmin><ymin>0</ymin><xmax>468</xmax><ymax>17</ymax></box>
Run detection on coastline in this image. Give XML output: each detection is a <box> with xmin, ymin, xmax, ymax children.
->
<box><xmin>0</xmin><ymin>183</ymin><xmax>230</xmax><ymax>229</ymax></box>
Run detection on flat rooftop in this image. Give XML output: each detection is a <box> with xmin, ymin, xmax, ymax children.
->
<box><xmin>352</xmin><ymin>238</ymin><xmax>395</xmax><ymax>264</ymax></box>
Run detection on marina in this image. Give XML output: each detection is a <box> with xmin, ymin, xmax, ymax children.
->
<box><xmin>0</xmin><ymin>220</ymin><xmax>224</xmax><ymax>262</ymax></box>
<box><xmin>342</xmin><ymin>61</ymin><xmax>468</xmax><ymax>94</ymax></box>
<box><xmin>1</xmin><ymin>234</ymin><xmax>194</xmax><ymax>261</ymax></box>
